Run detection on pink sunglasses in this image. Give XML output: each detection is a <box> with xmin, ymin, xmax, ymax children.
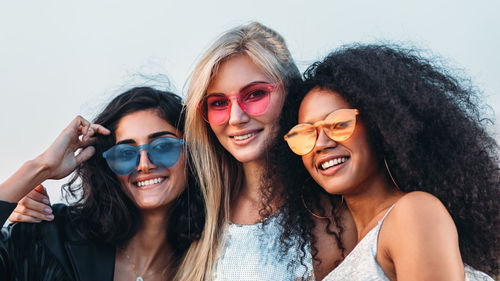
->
<box><xmin>198</xmin><ymin>83</ymin><xmax>277</xmax><ymax>125</ymax></box>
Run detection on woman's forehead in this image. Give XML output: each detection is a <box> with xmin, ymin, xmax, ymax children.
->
<box><xmin>299</xmin><ymin>88</ymin><xmax>349</xmax><ymax>123</ymax></box>
<box><xmin>115</xmin><ymin>109</ymin><xmax>180</xmax><ymax>141</ymax></box>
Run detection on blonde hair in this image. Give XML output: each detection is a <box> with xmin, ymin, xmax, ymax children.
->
<box><xmin>175</xmin><ymin>22</ymin><xmax>300</xmax><ymax>281</ymax></box>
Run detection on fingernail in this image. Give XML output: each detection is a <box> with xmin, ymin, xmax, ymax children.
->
<box><xmin>44</xmin><ymin>207</ymin><xmax>52</xmax><ymax>214</ymax></box>
<box><xmin>45</xmin><ymin>214</ymin><xmax>54</xmax><ymax>220</ymax></box>
<box><xmin>35</xmin><ymin>219</ymin><xmax>42</xmax><ymax>223</ymax></box>
<box><xmin>42</xmin><ymin>198</ymin><xmax>50</xmax><ymax>204</ymax></box>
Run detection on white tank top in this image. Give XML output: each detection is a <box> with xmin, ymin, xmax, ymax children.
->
<box><xmin>212</xmin><ymin>212</ymin><xmax>315</xmax><ymax>281</ymax></box>
<box><xmin>322</xmin><ymin>205</ymin><xmax>494</xmax><ymax>281</ymax></box>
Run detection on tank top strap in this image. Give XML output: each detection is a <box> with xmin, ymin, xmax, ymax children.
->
<box><xmin>379</xmin><ymin>204</ymin><xmax>396</xmax><ymax>224</ymax></box>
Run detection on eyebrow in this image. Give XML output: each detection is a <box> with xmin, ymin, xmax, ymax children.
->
<box><xmin>116</xmin><ymin>131</ymin><xmax>177</xmax><ymax>145</ymax></box>
<box><xmin>207</xmin><ymin>80</ymin><xmax>270</xmax><ymax>95</ymax></box>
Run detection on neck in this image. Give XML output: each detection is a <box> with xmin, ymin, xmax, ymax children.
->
<box><xmin>121</xmin><ymin>207</ymin><xmax>172</xmax><ymax>279</ymax></box>
<box><xmin>241</xmin><ymin>160</ymin><xmax>267</xmax><ymax>202</ymax></box>
<box><xmin>229</xmin><ymin>159</ymin><xmax>282</xmax><ymax>224</ymax></box>
<box><xmin>343</xmin><ymin>172</ymin><xmax>403</xmax><ymax>241</ymax></box>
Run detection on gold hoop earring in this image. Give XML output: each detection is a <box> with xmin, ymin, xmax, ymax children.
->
<box><xmin>301</xmin><ymin>178</ymin><xmax>331</xmax><ymax>219</ymax></box>
<box><xmin>384</xmin><ymin>158</ymin><xmax>400</xmax><ymax>190</ymax></box>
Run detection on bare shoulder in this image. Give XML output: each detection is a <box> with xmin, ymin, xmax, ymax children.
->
<box><xmin>383</xmin><ymin>191</ymin><xmax>456</xmax><ymax>238</ymax></box>
<box><xmin>391</xmin><ymin>191</ymin><xmax>452</xmax><ymax>223</ymax></box>
<box><xmin>377</xmin><ymin>192</ymin><xmax>464</xmax><ymax>279</ymax></box>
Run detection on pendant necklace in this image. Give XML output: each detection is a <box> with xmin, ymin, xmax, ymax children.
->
<box><xmin>120</xmin><ymin>247</ymin><xmax>146</xmax><ymax>281</ymax></box>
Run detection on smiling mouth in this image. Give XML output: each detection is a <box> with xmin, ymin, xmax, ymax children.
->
<box><xmin>319</xmin><ymin>156</ymin><xmax>349</xmax><ymax>170</ymax></box>
<box><xmin>230</xmin><ymin>130</ymin><xmax>262</xmax><ymax>141</ymax></box>
<box><xmin>135</xmin><ymin>177</ymin><xmax>166</xmax><ymax>187</ymax></box>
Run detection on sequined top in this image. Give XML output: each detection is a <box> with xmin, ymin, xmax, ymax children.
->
<box><xmin>212</xmin><ymin>212</ymin><xmax>315</xmax><ymax>281</ymax></box>
<box><xmin>322</xmin><ymin>206</ymin><xmax>494</xmax><ymax>281</ymax></box>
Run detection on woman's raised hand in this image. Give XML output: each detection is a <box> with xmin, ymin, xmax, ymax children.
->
<box><xmin>0</xmin><ymin>116</ymin><xmax>110</xmax><ymax>203</ymax></box>
<box><xmin>38</xmin><ymin>115</ymin><xmax>110</xmax><ymax>180</ymax></box>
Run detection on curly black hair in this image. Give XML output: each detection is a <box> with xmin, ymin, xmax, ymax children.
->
<box><xmin>63</xmin><ymin>87</ymin><xmax>205</xmax><ymax>264</ymax></box>
<box><xmin>278</xmin><ymin>44</ymin><xmax>500</xmax><ymax>277</ymax></box>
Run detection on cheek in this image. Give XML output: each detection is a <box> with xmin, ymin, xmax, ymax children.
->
<box><xmin>116</xmin><ymin>175</ymin><xmax>128</xmax><ymax>187</ymax></box>
<box><xmin>302</xmin><ymin>155</ymin><xmax>315</xmax><ymax>175</ymax></box>
<box><xmin>116</xmin><ymin>175</ymin><xmax>135</xmax><ymax>199</ymax></box>
<box><xmin>209</xmin><ymin>123</ymin><xmax>224</xmax><ymax>140</ymax></box>
<box><xmin>266</xmin><ymin>92</ymin><xmax>285</xmax><ymax>122</ymax></box>
<box><xmin>170</xmin><ymin>155</ymin><xmax>187</xmax><ymax>188</ymax></box>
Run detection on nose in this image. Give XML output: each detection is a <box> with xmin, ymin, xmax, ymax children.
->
<box><xmin>314</xmin><ymin>127</ymin><xmax>337</xmax><ymax>153</ymax></box>
<box><xmin>137</xmin><ymin>149</ymin><xmax>156</xmax><ymax>173</ymax></box>
<box><xmin>228</xmin><ymin>98</ymin><xmax>250</xmax><ymax>126</ymax></box>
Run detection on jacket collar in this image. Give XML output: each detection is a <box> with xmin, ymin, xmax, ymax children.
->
<box><xmin>45</xmin><ymin>204</ymin><xmax>116</xmax><ymax>281</ymax></box>
<box><xmin>65</xmin><ymin>240</ymin><xmax>115</xmax><ymax>281</ymax></box>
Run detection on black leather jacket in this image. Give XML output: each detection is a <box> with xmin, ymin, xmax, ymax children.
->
<box><xmin>0</xmin><ymin>201</ymin><xmax>115</xmax><ymax>281</ymax></box>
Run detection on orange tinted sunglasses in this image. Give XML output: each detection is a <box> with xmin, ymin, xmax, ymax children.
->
<box><xmin>284</xmin><ymin>109</ymin><xmax>359</xmax><ymax>155</ymax></box>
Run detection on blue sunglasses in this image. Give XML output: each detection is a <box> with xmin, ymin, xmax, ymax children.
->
<box><xmin>102</xmin><ymin>137</ymin><xmax>184</xmax><ymax>175</ymax></box>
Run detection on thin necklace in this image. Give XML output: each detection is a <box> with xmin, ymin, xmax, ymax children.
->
<box><xmin>119</xmin><ymin>247</ymin><xmax>145</xmax><ymax>281</ymax></box>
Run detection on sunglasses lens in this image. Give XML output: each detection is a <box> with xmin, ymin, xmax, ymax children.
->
<box><xmin>239</xmin><ymin>84</ymin><xmax>272</xmax><ymax>115</ymax></box>
<box><xmin>284</xmin><ymin>124</ymin><xmax>317</xmax><ymax>155</ymax></box>
<box><xmin>284</xmin><ymin>109</ymin><xmax>358</xmax><ymax>156</ymax></box>
<box><xmin>148</xmin><ymin>137</ymin><xmax>183</xmax><ymax>168</ymax></box>
<box><xmin>202</xmin><ymin>94</ymin><xmax>230</xmax><ymax>125</ymax></box>
<box><xmin>324</xmin><ymin>109</ymin><xmax>357</xmax><ymax>142</ymax></box>
<box><xmin>103</xmin><ymin>144</ymin><xmax>139</xmax><ymax>175</ymax></box>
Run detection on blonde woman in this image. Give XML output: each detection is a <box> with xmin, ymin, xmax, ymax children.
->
<box><xmin>183</xmin><ymin>22</ymin><xmax>354</xmax><ymax>280</ymax></box>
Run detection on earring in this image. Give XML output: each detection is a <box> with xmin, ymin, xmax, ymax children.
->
<box><xmin>384</xmin><ymin>157</ymin><xmax>400</xmax><ymax>190</ymax></box>
<box><xmin>301</xmin><ymin>177</ymin><xmax>331</xmax><ymax>219</ymax></box>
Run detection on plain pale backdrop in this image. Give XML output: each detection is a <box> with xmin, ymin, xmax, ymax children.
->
<box><xmin>1</xmin><ymin>0</ymin><xmax>499</xmax><ymax>203</ymax></box>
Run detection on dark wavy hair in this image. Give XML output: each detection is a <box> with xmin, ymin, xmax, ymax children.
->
<box><xmin>279</xmin><ymin>44</ymin><xmax>500</xmax><ymax>276</ymax></box>
<box><xmin>64</xmin><ymin>87</ymin><xmax>205</xmax><ymax>263</ymax></box>
<box><xmin>265</xmin><ymin>65</ymin><xmax>346</xmax><ymax>272</ymax></box>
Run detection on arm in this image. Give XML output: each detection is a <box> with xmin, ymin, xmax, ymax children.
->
<box><xmin>377</xmin><ymin>192</ymin><xmax>465</xmax><ymax>281</ymax></box>
<box><xmin>0</xmin><ymin>116</ymin><xmax>109</xmax><ymax>204</ymax></box>
<box><xmin>0</xmin><ymin>116</ymin><xmax>109</xmax><ymax>277</ymax></box>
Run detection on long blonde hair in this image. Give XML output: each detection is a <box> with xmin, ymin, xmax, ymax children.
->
<box><xmin>174</xmin><ymin>22</ymin><xmax>300</xmax><ymax>281</ymax></box>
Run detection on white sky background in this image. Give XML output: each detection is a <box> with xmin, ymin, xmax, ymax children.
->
<box><xmin>1</xmin><ymin>0</ymin><xmax>499</xmax><ymax>203</ymax></box>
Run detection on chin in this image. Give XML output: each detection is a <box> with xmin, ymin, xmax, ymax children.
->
<box><xmin>232</xmin><ymin>150</ymin><xmax>266</xmax><ymax>164</ymax></box>
<box><xmin>136</xmin><ymin>200</ymin><xmax>172</xmax><ymax>211</ymax></box>
<box><xmin>311</xmin><ymin>175</ymin><xmax>347</xmax><ymax>195</ymax></box>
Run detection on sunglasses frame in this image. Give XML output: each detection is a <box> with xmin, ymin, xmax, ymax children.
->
<box><xmin>197</xmin><ymin>82</ymin><xmax>277</xmax><ymax>125</ymax></box>
<box><xmin>102</xmin><ymin>137</ymin><xmax>184</xmax><ymax>175</ymax></box>
<box><xmin>284</xmin><ymin>109</ymin><xmax>359</xmax><ymax>155</ymax></box>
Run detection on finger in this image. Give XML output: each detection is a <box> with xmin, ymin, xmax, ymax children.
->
<box><xmin>20</xmin><ymin>196</ymin><xmax>52</xmax><ymax>214</ymax></box>
<box><xmin>34</xmin><ymin>184</ymin><xmax>47</xmax><ymax>196</ymax></box>
<box><xmin>81</xmin><ymin>136</ymin><xmax>97</xmax><ymax>146</ymax></box>
<box><xmin>29</xmin><ymin>185</ymin><xmax>50</xmax><ymax>204</ymax></box>
<box><xmin>77</xmin><ymin>115</ymin><xmax>91</xmax><ymax>127</ymax></box>
<box><xmin>10</xmin><ymin>204</ymin><xmax>54</xmax><ymax>221</ymax></box>
<box><xmin>91</xmin><ymin>124</ymin><xmax>111</xmax><ymax>135</ymax></box>
<box><xmin>73</xmin><ymin>115</ymin><xmax>91</xmax><ymax>132</ymax></box>
<box><xmin>8</xmin><ymin>212</ymin><xmax>44</xmax><ymax>223</ymax></box>
<box><xmin>75</xmin><ymin>146</ymin><xmax>96</xmax><ymax>164</ymax></box>
<box><xmin>82</xmin><ymin>124</ymin><xmax>110</xmax><ymax>142</ymax></box>
<box><xmin>75</xmin><ymin>115</ymin><xmax>92</xmax><ymax>136</ymax></box>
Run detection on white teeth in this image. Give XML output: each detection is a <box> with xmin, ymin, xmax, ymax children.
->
<box><xmin>233</xmin><ymin>132</ymin><xmax>256</xmax><ymax>140</ymax></box>
<box><xmin>321</xmin><ymin>157</ymin><xmax>347</xmax><ymax>170</ymax></box>
<box><xmin>136</xmin><ymin>177</ymin><xmax>164</xmax><ymax>187</ymax></box>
